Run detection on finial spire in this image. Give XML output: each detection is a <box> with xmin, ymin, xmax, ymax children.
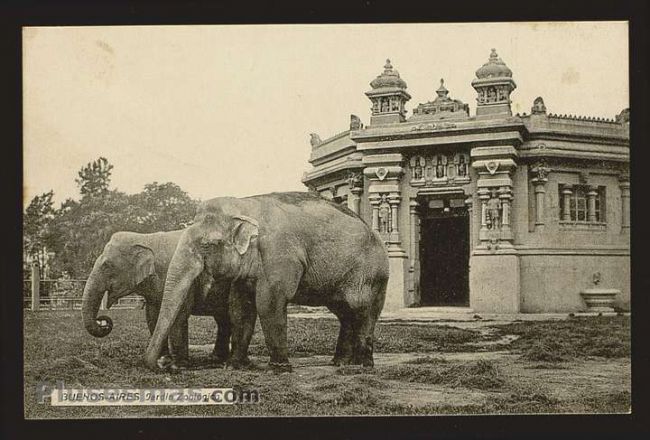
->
<box><xmin>436</xmin><ymin>78</ymin><xmax>449</xmax><ymax>98</ymax></box>
<box><xmin>384</xmin><ymin>59</ymin><xmax>393</xmax><ymax>71</ymax></box>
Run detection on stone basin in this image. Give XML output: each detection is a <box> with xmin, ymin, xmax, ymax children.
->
<box><xmin>580</xmin><ymin>288</ymin><xmax>620</xmax><ymax>312</ymax></box>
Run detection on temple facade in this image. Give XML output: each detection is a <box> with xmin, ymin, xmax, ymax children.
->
<box><xmin>302</xmin><ymin>49</ymin><xmax>630</xmax><ymax>313</ymax></box>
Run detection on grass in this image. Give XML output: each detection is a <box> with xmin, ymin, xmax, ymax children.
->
<box><xmin>404</xmin><ymin>355</ymin><xmax>449</xmax><ymax>365</ymax></box>
<box><xmin>23</xmin><ymin>310</ymin><xmax>630</xmax><ymax>417</ymax></box>
<box><xmin>380</xmin><ymin>360</ymin><xmax>505</xmax><ymax>391</ymax></box>
<box><xmin>494</xmin><ymin>315</ymin><xmax>631</xmax><ymax>362</ymax></box>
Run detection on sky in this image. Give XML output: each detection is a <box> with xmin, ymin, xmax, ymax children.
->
<box><xmin>23</xmin><ymin>22</ymin><xmax>629</xmax><ymax>207</ymax></box>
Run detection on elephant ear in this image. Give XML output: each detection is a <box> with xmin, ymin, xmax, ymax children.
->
<box><xmin>133</xmin><ymin>245</ymin><xmax>156</xmax><ymax>286</ymax></box>
<box><xmin>231</xmin><ymin>215</ymin><xmax>259</xmax><ymax>255</ymax></box>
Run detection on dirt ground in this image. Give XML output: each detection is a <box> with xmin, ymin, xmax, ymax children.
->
<box><xmin>23</xmin><ymin>310</ymin><xmax>631</xmax><ymax>417</ymax></box>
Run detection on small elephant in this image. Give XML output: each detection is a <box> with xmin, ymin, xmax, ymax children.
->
<box><xmin>81</xmin><ymin>230</ymin><xmax>232</xmax><ymax>366</ymax></box>
<box><xmin>144</xmin><ymin>192</ymin><xmax>389</xmax><ymax>372</ymax></box>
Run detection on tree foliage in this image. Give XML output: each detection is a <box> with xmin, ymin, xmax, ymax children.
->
<box><xmin>131</xmin><ymin>182</ymin><xmax>198</xmax><ymax>231</ymax></box>
<box><xmin>24</xmin><ymin>158</ymin><xmax>198</xmax><ymax>278</ymax></box>
<box><xmin>75</xmin><ymin>156</ymin><xmax>113</xmax><ymax>199</ymax></box>
<box><xmin>23</xmin><ymin>190</ymin><xmax>55</xmax><ymax>272</ymax></box>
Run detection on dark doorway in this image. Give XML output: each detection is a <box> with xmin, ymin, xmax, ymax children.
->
<box><xmin>419</xmin><ymin>202</ymin><xmax>469</xmax><ymax>307</ymax></box>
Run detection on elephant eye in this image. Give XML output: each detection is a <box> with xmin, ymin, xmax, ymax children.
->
<box><xmin>199</xmin><ymin>239</ymin><xmax>222</xmax><ymax>252</ymax></box>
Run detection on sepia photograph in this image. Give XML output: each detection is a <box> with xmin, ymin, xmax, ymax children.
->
<box><xmin>21</xmin><ymin>22</ymin><xmax>630</xmax><ymax>419</ymax></box>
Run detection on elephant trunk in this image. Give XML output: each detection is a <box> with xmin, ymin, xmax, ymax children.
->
<box><xmin>144</xmin><ymin>238</ymin><xmax>202</xmax><ymax>369</ymax></box>
<box><xmin>81</xmin><ymin>269</ymin><xmax>113</xmax><ymax>337</ymax></box>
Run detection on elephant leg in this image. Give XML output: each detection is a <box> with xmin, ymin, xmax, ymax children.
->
<box><xmin>349</xmin><ymin>285</ymin><xmax>380</xmax><ymax>367</ymax></box>
<box><xmin>164</xmin><ymin>295</ymin><xmax>194</xmax><ymax>369</ymax></box>
<box><xmin>327</xmin><ymin>302</ymin><xmax>354</xmax><ymax>366</ymax></box>
<box><xmin>209</xmin><ymin>315</ymin><xmax>231</xmax><ymax>365</ymax></box>
<box><xmin>256</xmin><ymin>266</ymin><xmax>301</xmax><ymax>372</ymax></box>
<box><xmin>228</xmin><ymin>282</ymin><xmax>257</xmax><ymax>368</ymax></box>
<box><xmin>145</xmin><ymin>301</ymin><xmax>169</xmax><ymax>356</ymax></box>
<box><xmin>168</xmin><ymin>318</ymin><xmax>190</xmax><ymax>367</ymax></box>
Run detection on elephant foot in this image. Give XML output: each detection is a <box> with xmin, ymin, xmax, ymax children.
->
<box><xmin>207</xmin><ymin>352</ymin><xmax>229</xmax><ymax>366</ymax></box>
<box><xmin>352</xmin><ymin>351</ymin><xmax>374</xmax><ymax>368</ymax></box>
<box><xmin>156</xmin><ymin>355</ymin><xmax>174</xmax><ymax>371</ymax></box>
<box><xmin>330</xmin><ymin>354</ymin><xmax>353</xmax><ymax>367</ymax></box>
<box><xmin>269</xmin><ymin>361</ymin><xmax>292</xmax><ymax>373</ymax></box>
<box><xmin>331</xmin><ymin>353</ymin><xmax>374</xmax><ymax>368</ymax></box>
<box><xmin>156</xmin><ymin>355</ymin><xmax>188</xmax><ymax>372</ymax></box>
<box><xmin>226</xmin><ymin>357</ymin><xmax>252</xmax><ymax>370</ymax></box>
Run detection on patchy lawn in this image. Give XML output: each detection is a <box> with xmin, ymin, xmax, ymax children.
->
<box><xmin>493</xmin><ymin>315</ymin><xmax>631</xmax><ymax>362</ymax></box>
<box><xmin>23</xmin><ymin>310</ymin><xmax>630</xmax><ymax>418</ymax></box>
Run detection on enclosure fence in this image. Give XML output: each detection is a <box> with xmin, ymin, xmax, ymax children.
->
<box><xmin>24</xmin><ymin>264</ymin><xmax>145</xmax><ymax>311</ymax></box>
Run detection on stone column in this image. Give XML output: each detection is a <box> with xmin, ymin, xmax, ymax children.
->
<box><xmin>477</xmin><ymin>187</ymin><xmax>490</xmax><ymax>243</ymax></box>
<box><xmin>465</xmin><ymin>196</ymin><xmax>474</xmax><ymax>252</ymax></box>
<box><xmin>530</xmin><ymin>161</ymin><xmax>550</xmax><ymax>229</ymax></box>
<box><xmin>619</xmin><ymin>175</ymin><xmax>630</xmax><ymax>232</ymax></box>
<box><xmin>499</xmin><ymin>187</ymin><xmax>511</xmax><ymax>227</ymax></box>
<box><xmin>31</xmin><ymin>263</ymin><xmax>40</xmax><ymax>311</ymax></box>
<box><xmin>348</xmin><ymin>187</ymin><xmax>363</xmax><ymax>215</ymax></box>
<box><xmin>561</xmin><ymin>186</ymin><xmax>573</xmax><ymax>222</ymax></box>
<box><xmin>587</xmin><ymin>185</ymin><xmax>599</xmax><ymax>223</ymax></box>
<box><xmin>388</xmin><ymin>192</ymin><xmax>401</xmax><ymax>244</ymax></box>
<box><xmin>533</xmin><ymin>181</ymin><xmax>546</xmax><ymax>225</ymax></box>
<box><xmin>347</xmin><ymin>172</ymin><xmax>363</xmax><ymax>215</ymax></box>
<box><xmin>499</xmin><ymin>186</ymin><xmax>513</xmax><ymax>243</ymax></box>
<box><xmin>369</xmin><ymin>193</ymin><xmax>381</xmax><ymax>232</ymax></box>
<box><xmin>407</xmin><ymin>198</ymin><xmax>420</xmax><ymax>306</ymax></box>
<box><xmin>478</xmin><ymin>187</ymin><xmax>489</xmax><ymax>232</ymax></box>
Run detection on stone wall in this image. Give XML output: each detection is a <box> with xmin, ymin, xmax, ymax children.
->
<box><xmin>519</xmin><ymin>254</ymin><xmax>630</xmax><ymax>312</ymax></box>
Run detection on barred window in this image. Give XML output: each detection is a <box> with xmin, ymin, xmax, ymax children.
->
<box><xmin>568</xmin><ymin>187</ymin><xmax>588</xmax><ymax>222</ymax></box>
<box><xmin>560</xmin><ymin>185</ymin><xmax>606</xmax><ymax>223</ymax></box>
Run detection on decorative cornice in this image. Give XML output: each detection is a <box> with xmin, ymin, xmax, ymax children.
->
<box><xmin>547</xmin><ymin>113</ymin><xmax>618</xmax><ymax>124</ymax></box>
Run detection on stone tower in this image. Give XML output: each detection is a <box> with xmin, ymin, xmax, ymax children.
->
<box><xmin>471</xmin><ymin>49</ymin><xmax>516</xmax><ymax>118</ymax></box>
<box><xmin>365</xmin><ymin>59</ymin><xmax>411</xmax><ymax>126</ymax></box>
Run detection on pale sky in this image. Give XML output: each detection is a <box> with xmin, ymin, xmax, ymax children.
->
<box><xmin>23</xmin><ymin>22</ymin><xmax>629</xmax><ymax>206</ymax></box>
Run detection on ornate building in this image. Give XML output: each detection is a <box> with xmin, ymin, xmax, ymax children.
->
<box><xmin>302</xmin><ymin>50</ymin><xmax>630</xmax><ymax>313</ymax></box>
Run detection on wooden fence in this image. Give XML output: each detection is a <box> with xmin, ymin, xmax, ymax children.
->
<box><xmin>24</xmin><ymin>264</ymin><xmax>145</xmax><ymax>311</ymax></box>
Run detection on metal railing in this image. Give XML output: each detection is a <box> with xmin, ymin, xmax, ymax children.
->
<box><xmin>23</xmin><ymin>271</ymin><xmax>145</xmax><ymax>311</ymax></box>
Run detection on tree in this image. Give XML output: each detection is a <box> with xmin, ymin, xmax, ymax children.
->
<box><xmin>29</xmin><ymin>157</ymin><xmax>199</xmax><ymax>278</ymax></box>
<box><xmin>47</xmin><ymin>190</ymin><xmax>138</xmax><ymax>277</ymax></box>
<box><xmin>23</xmin><ymin>190</ymin><xmax>55</xmax><ymax>273</ymax></box>
<box><xmin>131</xmin><ymin>182</ymin><xmax>198</xmax><ymax>231</ymax></box>
<box><xmin>75</xmin><ymin>157</ymin><xmax>113</xmax><ymax>198</ymax></box>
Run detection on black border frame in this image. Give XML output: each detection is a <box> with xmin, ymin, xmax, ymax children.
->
<box><xmin>1</xmin><ymin>1</ymin><xmax>648</xmax><ymax>438</ymax></box>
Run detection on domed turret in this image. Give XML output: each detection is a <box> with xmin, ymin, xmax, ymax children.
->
<box><xmin>365</xmin><ymin>59</ymin><xmax>411</xmax><ymax>126</ymax></box>
<box><xmin>475</xmin><ymin>48</ymin><xmax>513</xmax><ymax>79</ymax></box>
<box><xmin>370</xmin><ymin>59</ymin><xmax>408</xmax><ymax>90</ymax></box>
<box><xmin>471</xmin><ymin>49</ymin><xmax>517</xmax><ymax>119</ymax></box>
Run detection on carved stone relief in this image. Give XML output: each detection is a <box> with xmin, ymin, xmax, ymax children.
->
<box><xmin>408</xmin><ymin>153</ymin><xmax>470</xmax><ymax>185</ymax></box>
<box><xmin>485</xmin><ymin>188</ymin><xmax>502</xmax><ymax>230</ymax></box>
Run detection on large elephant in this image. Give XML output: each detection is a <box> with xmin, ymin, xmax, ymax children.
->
<box><xmin>81</xmin><ymin>230</ymin><xmax>232</xmax><ymax>366</ymax></box>
<box><xmin>144</xmin><ymin>192</ymin><xmax>389</xmax><ymax>372</ymax></box>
